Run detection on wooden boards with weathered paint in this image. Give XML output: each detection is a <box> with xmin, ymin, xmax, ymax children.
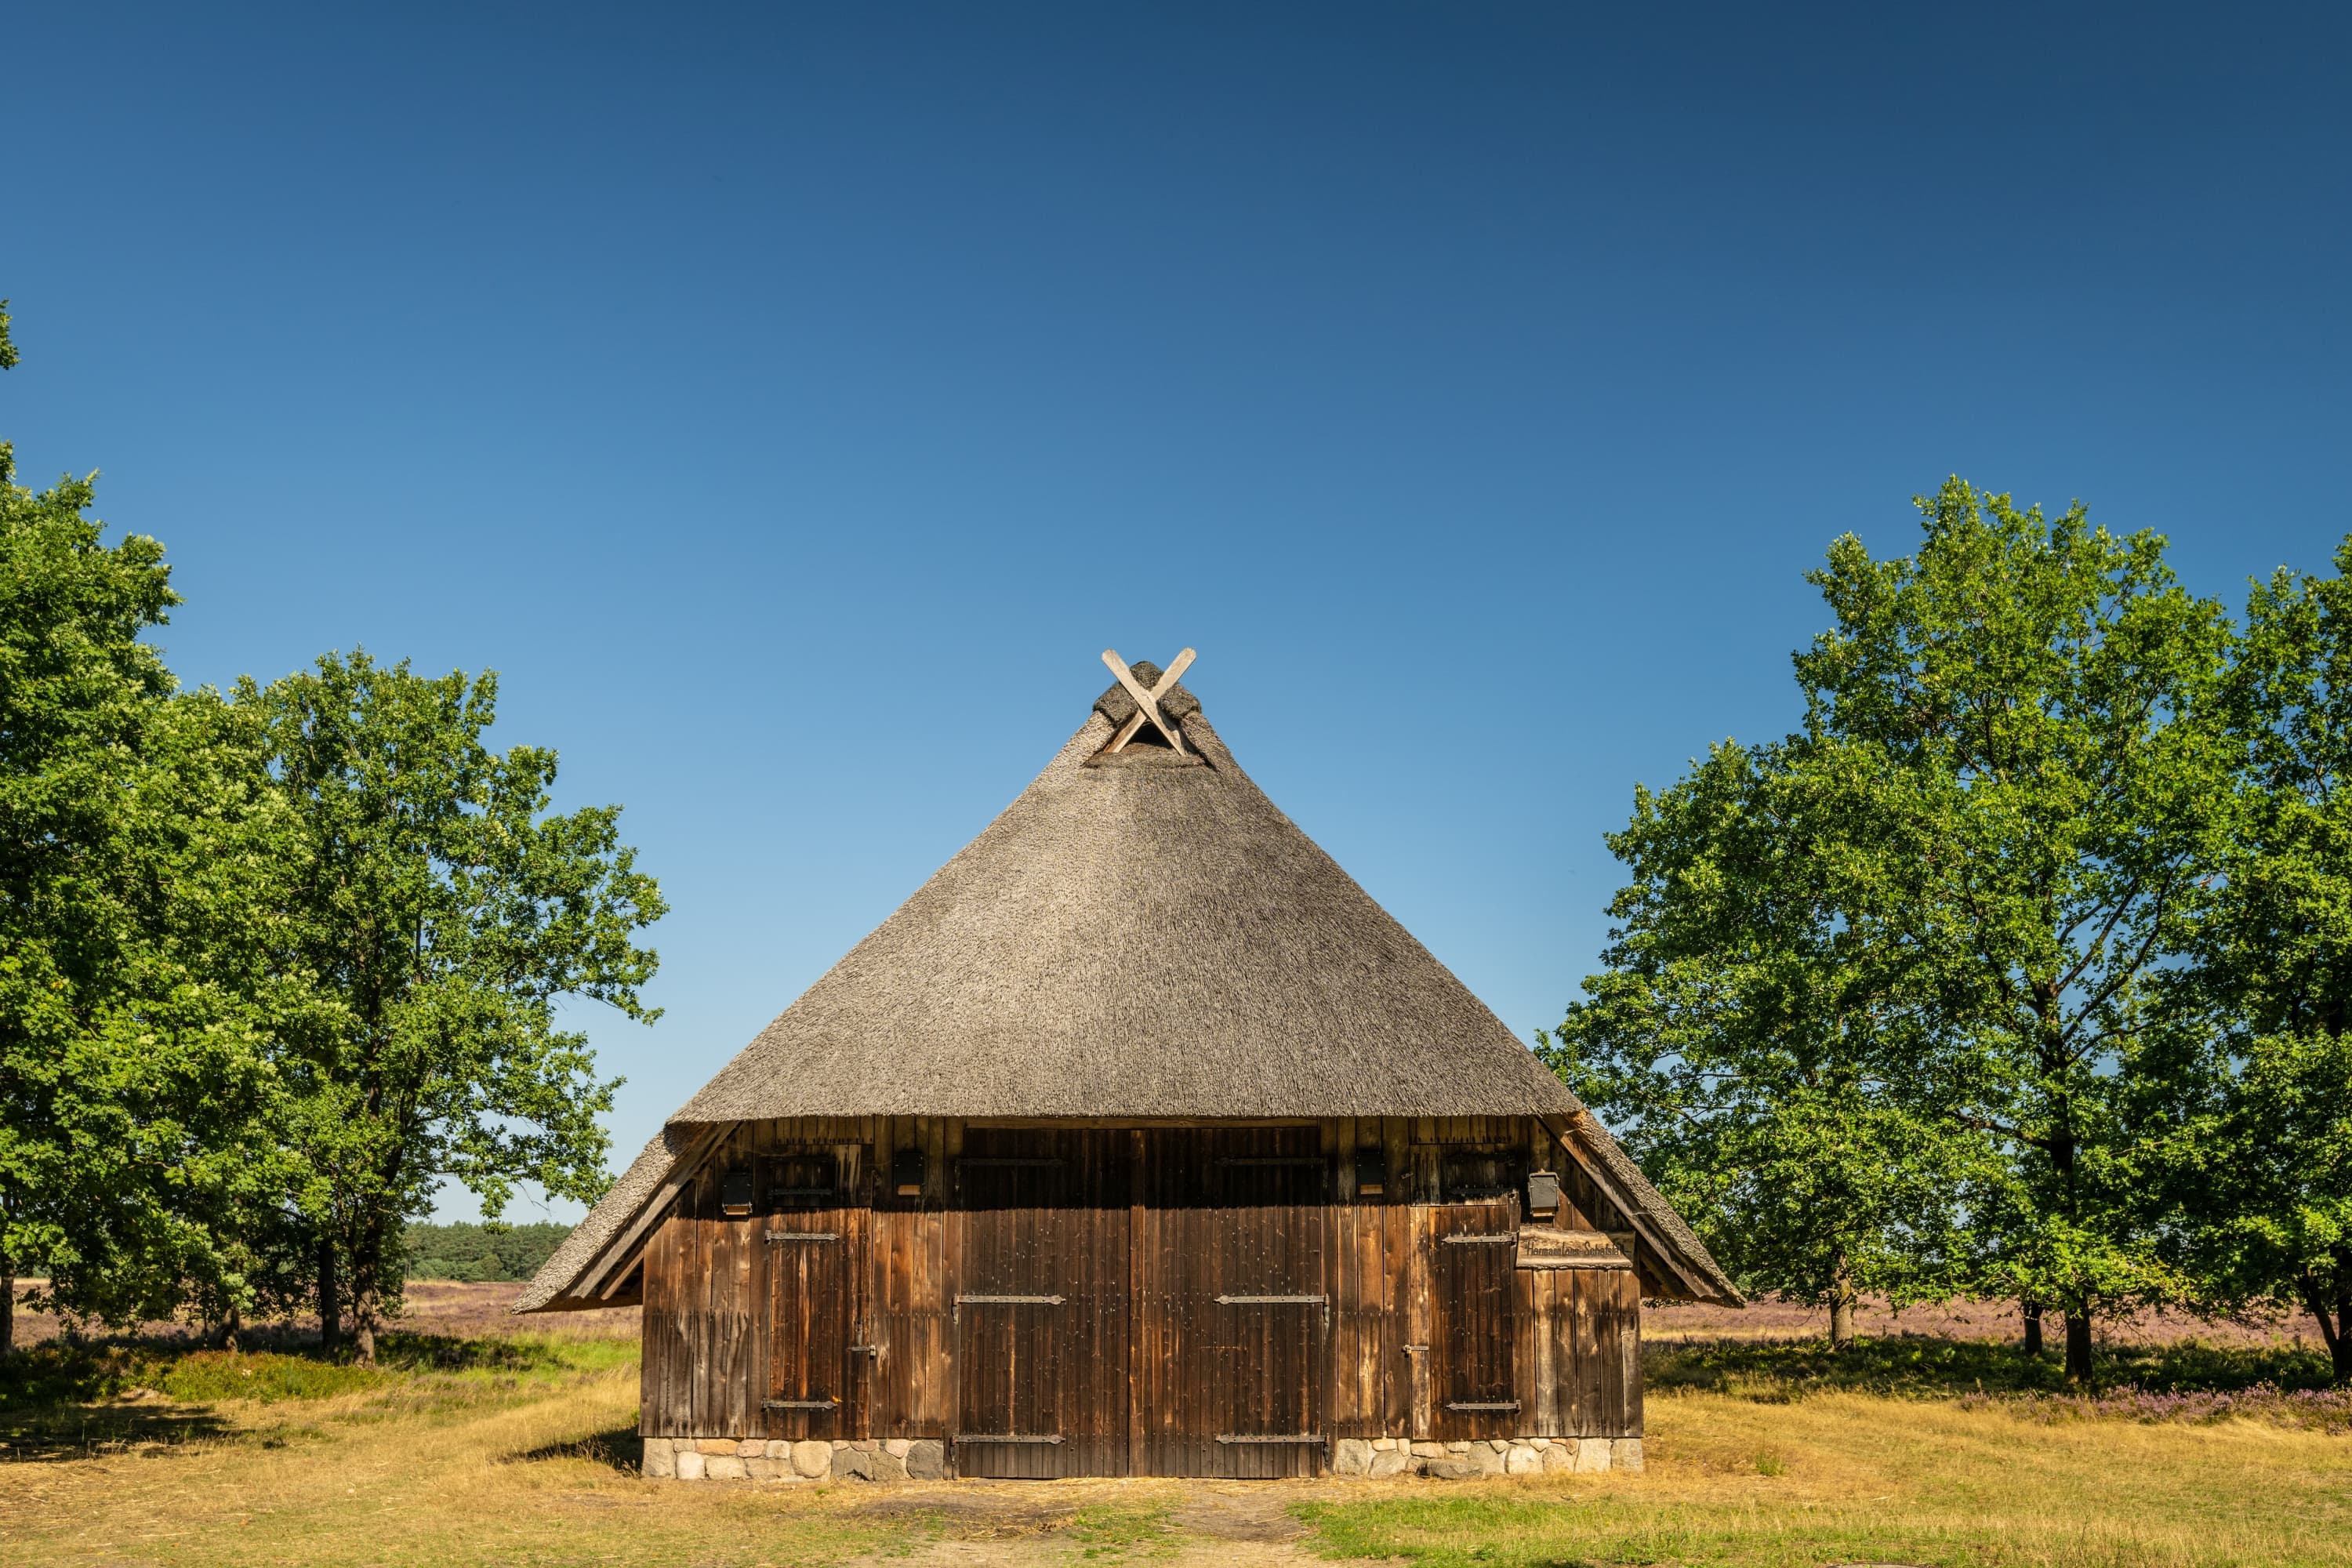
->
<box><xmin>635</xmin><ymin>1116</ymin><xmax>1646</xmax><ymax>1473</ymax></box>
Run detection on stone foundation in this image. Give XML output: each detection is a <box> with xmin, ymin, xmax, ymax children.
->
<box><xmin>642</xmin><ymin>1436</ymin><xmax>946</xmax><ymax>1482</ymax></box>
<box><xmin>641</xmin><ymin>1434</ymin><xmax>1637</xmax><ymax>1481</ymax></box>
<box><xmin>1330</xmin><ymin>1436</ymin><xmax>1642</xmax><ymax>1478</ymax></box>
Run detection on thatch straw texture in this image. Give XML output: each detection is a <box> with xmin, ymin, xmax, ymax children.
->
<box><xmin>511</xmin><ymin>1131</ymin><xmax>684</xmax><ymax>1312</ymax></box>
<box><xmin>672</xmin><ymin>706</ymin><xmax>1576</xmax><ymax>1121</ymax></box>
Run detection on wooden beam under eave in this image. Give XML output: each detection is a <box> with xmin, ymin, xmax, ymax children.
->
<box><xmin>572</xmin><ymin>1124</ymin><xmax>731</xmax><ymax>1302</ymax></box>
<box><xmin>1535</xmin><ymin>1112</ymin><xmax>1720</xmax><ymax>1304</ymax></box>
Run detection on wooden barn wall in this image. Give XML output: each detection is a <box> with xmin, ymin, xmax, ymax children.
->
<box><xmin>638</xmin><ymin>1115</ymin><xmax>1646</xmax><ymax>1466</ymax></box>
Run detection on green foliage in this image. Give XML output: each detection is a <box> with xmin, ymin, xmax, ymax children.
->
<box><xmin>1557</xmin><ymin>480</ymin><xmax>2234</xmax><ymax>1377</ymax></box>
<box><xmin>1791</xmin><ymin>482</ymin><xmax>2233</xmax><ymax>1355</ymax></box>
<box><xmin>401</xmin><ymin>1221</ymin><xmax>568</xmax><ymax>1282</ymax></box>
<box><xmin>249</xmin><ymin>650</ymin><xmax>666</xmax><ymax>1346</ymax></box>
<box><xmin>0</xmin><ymin>307</ymin><xmax>660</xmax><ymax>1352</ymax></box>
<box><xmin>2161</xmin><ymin>539</ymin><xmax>2352</xmax><ymax>1379</ymax></box>
<box><xmin>1544</xmin><ymin>737</ymin><xmax>1981</xmax><ymax>1319</ymax></box>
<box><xmin>0</xmin><ymin>329</ymin><xmax>302</xmax><ymax>1331</ymax></box>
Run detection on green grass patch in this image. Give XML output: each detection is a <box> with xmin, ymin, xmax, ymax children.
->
<box><xmin>1294</xmin><ymin>1494</ymin><xmax>1729</xmax><ymax>1568</ymax></box>
<box><xmin>157</xmin><ymin>1350</ymin><xmax>387</xmax><ymax>1403</ymax></box>
<box><xmin>1065</xmin><ymin>1501</ymin><xmax>1179</xmax><ymax>1559</ymax></box>
<box><xmin>0</xmin><ymin>1329</ymin><xmax>618</xmax><ymax>1413</ymax></box>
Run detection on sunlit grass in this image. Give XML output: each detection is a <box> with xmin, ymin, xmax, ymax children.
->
<box><xmin>3</xmin><ymin>1325</ymin><xmax>2349</xmax><ymax>1566</ymax></box>
<box><xmin>1295</xmin><ymin>1388</ymin><xmax>2352</xmax><ymax>1567</ymax></box>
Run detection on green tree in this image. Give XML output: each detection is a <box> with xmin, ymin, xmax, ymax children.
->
<box><xmin>2167</xmin><ymin>539</ymin><xmax>2352</xmax><ymax>1382</ymax></box>
<box><xmin>1548</xmin><ymin>738</ymin><xmax>1980</xmax><ymax>1343</ymax></box>
<box><xmin>1793</xmin><ymin>480</ymin><xmax>2230</xmax><ymax>1381</ymax></box>
<box><xmin>253</xmin><ymin>652</ymin><xmax>664</xmax><ymax>1360</ymax></box>
<box><xmin>0</xmin><ymin>303</ymin><xmax>291</xmax><ymax>1351</ymax></box>
<box><xmin>400</xmin><ymin>1219</ymin><xmax>569</xmax><ymax>1282</ymax></box>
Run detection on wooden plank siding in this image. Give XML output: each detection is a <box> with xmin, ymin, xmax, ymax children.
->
<box><xmin>636</xmin><ymin>1116</ymin><xmax>1649</xmax><ymax>1473</ymax></box>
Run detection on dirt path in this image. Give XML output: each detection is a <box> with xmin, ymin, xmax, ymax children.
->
<box><xmin>825</xmin><ymin>1476</ymin><xmax>1331</xmax><ymax>1568</ymax></box>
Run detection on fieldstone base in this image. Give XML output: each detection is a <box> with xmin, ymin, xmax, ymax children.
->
<box><xmin>642</xmin><ymin>1436</ymin><xmax>945</xmax><ymax>1482</ymax></box>
<box><xmin>1330</xmin><ymin>1436</ymin><xmax>1642</xmax><ymax>1478</ymax></box>
<box><xmin>643</xmin><ymin>1433</ymin><xmax>1636</xmax><ymax>1481</ymax></box>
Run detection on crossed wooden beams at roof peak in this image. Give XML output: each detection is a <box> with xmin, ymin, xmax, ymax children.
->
<box><xmin>1100</xmin><ymin>648</ymin><xmax>1196</xmax><ymax>755</ymax></box>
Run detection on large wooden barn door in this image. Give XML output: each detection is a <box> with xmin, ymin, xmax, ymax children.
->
<box><xmin>1133</xmin><ymin>1128</ymin><xmax>1330</xmax><ymax>1478</ymax></box>
<box><xmin>760</xmin><ymin>1148</ymin><xmax>871</xmax><ymax>1441</ymax></box>
<box><xmin>950</xmin><ymin>1129</ymin><xmax>1131</xmax><ymax>1477</ymax></box>
<box><xmin>1426</xmin><ymin>1200</ymin><xmax>1521</xmax><ymax>1441</ymax></box>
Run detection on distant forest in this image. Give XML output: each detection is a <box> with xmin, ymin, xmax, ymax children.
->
<box><xmin>401</xmin><ymin>1224</ymin><xmax>571</xmax><ymax>1283</ymax></box>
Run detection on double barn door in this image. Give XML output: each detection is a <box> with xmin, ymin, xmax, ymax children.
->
<box><xmin>949</xmin><ymin>1127</ymin><xmax>1330</xmax><ymax>1478</ymax></box>
<box><xmin>755</xmin><ymin>1128</ymin><xmax>1526</xmax><ymax>1477</ymax></box>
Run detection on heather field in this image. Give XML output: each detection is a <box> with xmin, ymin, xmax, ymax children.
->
<box><xmin>6</xmin><ymin>1283</ymin><xmax>2351</xmax><ymax>1567</ymax></box>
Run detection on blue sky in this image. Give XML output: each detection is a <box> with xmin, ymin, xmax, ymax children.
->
<box><xmin>4</xmin><ymin>4</ymin><xmax>2346</xmax><ymax>1221</ymax></box>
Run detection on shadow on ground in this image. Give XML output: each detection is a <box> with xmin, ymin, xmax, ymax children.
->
<box><xmin>0</xmin><ymin>1401</ymin><xmax>240</xmax><ymax>1461</ymax></box>
<box><xmin>510</xmin><ymin>1424</ymin><xmax>644</xmax><ymax>1472</ymax></box>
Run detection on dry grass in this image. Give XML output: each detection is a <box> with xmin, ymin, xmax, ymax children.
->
<box><xmin>5</xmin><ymin>1317</ymin><xmax>2351</xmax><ymax>1568</ymax></box>
<box><xmin>1305</xmin><ymin>1393</ymin><xmax>2352</xmax><ymax>1567</ymax></box>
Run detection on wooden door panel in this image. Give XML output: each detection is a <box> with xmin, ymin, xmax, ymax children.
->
<box><xmin>762</xmin><ymin>1208</ymin><xmax>864</xmax><ymax>1439</ymax></box>
<box><xmin>759</xmin><ymin>1147</ymin><xmax>869</xmax><ymax>1442</ymax></box>
<box><xmin>1428</xmin><ymin>1200</ymin><xmax>1520</xmax><ymax>1440</ymax></box>
<box><xmin>1135</xmin><ymin>1129</ymin><xmax>1330</xmax><ymax>1479</ymax></box>
<box><xmin>952</xmin><ymin>1129</ymin><xmax>1130</xmax><ymax>1478</ymax></box>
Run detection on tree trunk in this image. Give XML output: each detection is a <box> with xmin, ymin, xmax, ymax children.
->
<box><xmin>1828</xmin><ymin>1271</ymin><xmax>1857</xmax><ymax>1348</ymax></box>
<box><xmin>2021</xmin><ymin>1299</ymin><xmax>2043</xmax><ymax>1357</ymax></box>
<box><xmin>318</xmin><ymin>1237</ymin><xmax>342</xmax><ymax>1356</ymax></box>
<box><xmin>223</xmin><ymin>1301</ymin><xmax>241</xmax><ymax>1356</ymax></box>
<box><xmin>2302</xmin><ymin>1272</ymin><xmax>2352</xmax><ymax>1388</ymax></box>
<box><xmin>350</xmin><ymin>1219</ymin><xmax>383</xmax><ymax>1367</ymax></box>
<box><xmin>2063</xmin><ymin>1307</ymin><xmax>2093</xmax><ymax>1385</ymax></box>
<box><xmin>1</xmin><ymin>1253</ymin><xmax>13</xmax><ymax>1359</ymax></box>
<box><xmin>2335</xmin><ymin>1268</ymin><xmax>2352</xmax><ymax>1388</ymax></box>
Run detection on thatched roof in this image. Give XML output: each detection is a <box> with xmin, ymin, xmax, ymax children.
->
<box><xmin>673</xmin><ymin>688</ymin><xmax>1578</xmax><ymax>1121</ymax></box>
<box><xmin>517</xmin><ymin>662</ymin><xmax>1737</xmax><ymax>1309</ymax></box>
<box><xmin>506</xmin><ymin>1131</ymin><xmax>685</xmax><ymax>1313</ymax></box>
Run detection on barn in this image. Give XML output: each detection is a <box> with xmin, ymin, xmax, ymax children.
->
<box><xmin>516</xmin><ymin>652</ymin><xmax>1737</xmax><ymax>1481</ymax></box>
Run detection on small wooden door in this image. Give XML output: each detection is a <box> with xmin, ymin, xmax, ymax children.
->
<box><xmin>762</xmin><ymin>1150</ymin><xmax>868</xmax><ymax>1440</ymax></box>
<box><xmin>1428</xmin><ymin>1200</ymin><xmax>1520</xmax><ymax>1440</ymax></box>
